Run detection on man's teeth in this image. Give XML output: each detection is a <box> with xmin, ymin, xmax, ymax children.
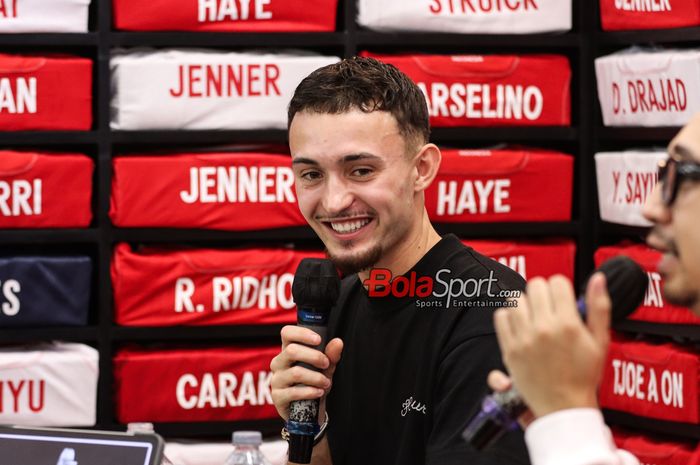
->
<box><xmin>330</xmin><ymin>219</ymin><xmax>370</xmax><ymax>234</ymax></box>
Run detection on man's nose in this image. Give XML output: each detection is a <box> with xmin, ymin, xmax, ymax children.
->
<box><xmin>642</xmin><ymin>183</ymin><xmax>672</xmax><ymax>225</ymax></box>
<box><xmin>322</xmin><ymin>175</ymin><xmax>354</xmax><ymax>215</ymax></box>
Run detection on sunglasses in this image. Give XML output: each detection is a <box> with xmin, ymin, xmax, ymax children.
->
<box><xmin>658</xmin><ymin>157</ymin><xmax>700</xmax><ymax>206</ymax></box>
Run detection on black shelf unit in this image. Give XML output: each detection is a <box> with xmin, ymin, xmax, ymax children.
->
<box><xmin>5</xmin><ymin>0</ymin><xmax>696</xmax><ymax>446</ymax></box>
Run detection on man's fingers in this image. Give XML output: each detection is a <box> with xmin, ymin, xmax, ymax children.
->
<box><xmin>271</xmin><ymin>365</ymin><xmax>332</xmax><ymax>390</ymax></box>
<box><xmin>487</xmin><ymin>370</ymin><xmax>512</xmax><ymax>392</ymax></box>
<box><xmin>270</xmin><ymin>342</ymin><xmax>330</xmax><ymax>372</ymax></box>
<box><xmin>526</xmin><ymin>277</ymin><xmax>554</xmax><ymax>324</ymax></box>
<box><xmin>585</xmin><ymin>272</ymin><xmax>612</xmax><ymax>349</ymax></box>
<box><xmin>548</xmin><ymin>275</ymin><xmax>579</xmax><ymax>323</ymax></box>
<box><xmin>494</xmin><ymin>307</ymin><xmax>515</xmax><ymax>355</ymax></box>
<box><xmin>280</xmin><ymin>325</ymin><xmax>322</xmax><ymax>349</ymax></box>
<box><xmin>325</xmin><ymin>338</ymin><xmax>344</xmax><ymax>366</ymax></box>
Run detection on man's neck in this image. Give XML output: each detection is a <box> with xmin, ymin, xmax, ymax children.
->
<box><xmin>358</xmin><ymin>210</ymin><xmax>441</xmax><ymax>284</ymax></box>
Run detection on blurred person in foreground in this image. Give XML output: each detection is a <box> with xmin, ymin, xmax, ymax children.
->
<box><xmin>269</xmin><ymin>56</ymin><xmax>530</xmax><ymax>465</ymax></box>
<box><xmin>489</xmin><ymin>112</ymin><xmax>700</xmax><ymax>465</ymax></box>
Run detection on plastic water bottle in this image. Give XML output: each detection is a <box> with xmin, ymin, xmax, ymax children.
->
<box><xmin>224</xmin><ymin>431</ymin><xmax>272</xmax><ymax>465</ymax></box>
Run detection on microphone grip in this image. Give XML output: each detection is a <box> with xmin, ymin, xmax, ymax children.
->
<box><xmin>462</xmin><ymin>386</ymin><xmax>528</xmax><ymax>450</ymax></box>
<box><xmin>287</xmin><ymin>323</ymin><xmax>329</xmax><ymax>464</ymax></box>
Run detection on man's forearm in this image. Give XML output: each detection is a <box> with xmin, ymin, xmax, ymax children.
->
<box><xmin>288</xmin><ymin>436</ymin><xmax>333</xmax><ymax>465</ymax></box>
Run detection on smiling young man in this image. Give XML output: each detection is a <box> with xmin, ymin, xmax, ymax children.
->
<box><xmin>487</xmin><ymin>113</ymin><xmax>700</xmax><ymax>465</ymax></box>
<box><xmin>269</xmin><ymin>57</ymin><xmax>530</xmax><ymax>465</ymax></box>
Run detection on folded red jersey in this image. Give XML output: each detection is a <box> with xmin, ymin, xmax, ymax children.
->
<box><xmin>364</xmin><ymin>53</ymin><xmax>571</xmax><ymax>127</ymax></box>
<box><xmin>112</xmin><ymin>244</ymin><xmax>325</xmax><ymax>326</ymax></box>
<box><xmin>0</xmin><ymin>54</ymin><xmax>91</xmax><ymax>130</ymax></box>
<box><xmin>600</xmin><ymin>335</ymin><xmax>699</xmax><ymax>424</ymax></box>
<box><xmin>113</xmin><ymin>0</ymin><xmax>338</xmax><ymax>32</ymax></box>
<box><xmin>110</xmin><ymin>152</ymin><xmax>308</xmax><ymax>230</ymax></box>
<box><xmin>600</xmin><ymin>0</ymin><xmax>700</xmax><ymax>31</ymax></box>
<box><xmin>114</xmin><ymin>346</ymin><xmax>279</xmax><ymax>423</ymax></box>
<box><xmin>612</xmin><ymin>429</ymin><xmax>700</xmax><ymax>465</ymax></box>
<box><xmin>463</xmin><ymin>239</ymin><xmax>575</xmax><ymax>281</ymax></box>
<box><xmin>0</xmin><ymin>151</ymin><xmax>92</xmax><ymax>228</ymax></box>
<box><xmin>425</xmin><ymin>148</ymin><xmax>573</xmax><ymax>222</ymax></box>
<box><xmin>596</xmin><ymin>244</ymin><xmax>700</xmax><ymax>325</ymax></box>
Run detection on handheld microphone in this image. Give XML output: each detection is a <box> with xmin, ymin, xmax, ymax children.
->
<box><xmin>288</xmin><ymin>258</ymin><xmax>340</xmax><ymax>464</ymax></box>
<box><xmin>462</xmin><ymin>256</ymin><xmax>648</xmax><ymax>451</ymax></box>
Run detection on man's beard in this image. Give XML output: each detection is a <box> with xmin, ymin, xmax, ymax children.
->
<box><xmin>326</xmin><ymin>242</ymin><xmax>383</xmax><ymax>276</ymax></box>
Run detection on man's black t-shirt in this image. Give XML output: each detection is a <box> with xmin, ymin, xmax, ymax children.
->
<box><xmin>325</xmin><ymin>234</ymin><xmax>530</xmax><ymax>465</ymax></box>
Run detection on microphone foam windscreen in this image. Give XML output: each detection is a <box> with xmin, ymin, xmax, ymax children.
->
<box><xmin>292</xmin><ymin>258</ymin><xmax>340</xmax><ymax>308</ymax></box>
<box><xmin>596</xmin><ymin>256</ymin><xmax>648</xmax><ymax>323</ymax></box>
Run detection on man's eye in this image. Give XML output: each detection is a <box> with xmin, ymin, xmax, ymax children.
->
<box><xmin>301</xmin><ymin>171</ymin><xmax>322</xmax><ymax>181</ymax></box>
<box><xmin>352</xmin><ymin>168</ymin><xmax>373</xmax><ymax>177</ymax></box>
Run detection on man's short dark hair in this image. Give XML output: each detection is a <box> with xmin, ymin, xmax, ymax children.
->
<box><xmin>287</xmin><ymin>56</ymin><xmax>430</xmax><ymax>150</ymax></box>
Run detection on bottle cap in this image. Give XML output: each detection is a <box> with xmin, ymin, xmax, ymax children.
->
<box><xmin>232</xmin><ymin>431</ymin><xmax>262</xmax><ymax>446</ymax></box>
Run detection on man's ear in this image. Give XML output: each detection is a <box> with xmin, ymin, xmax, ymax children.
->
<box><xmin>413</xmin><ymin>143</ymin><xmax>442</xmax><ymax>193</ymax></box>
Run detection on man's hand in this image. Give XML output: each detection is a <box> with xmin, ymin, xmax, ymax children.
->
<box><xmin>270</xmin><ymin>325</ymin><xmax>343</xmax><ymax>422</ymax></box>
<box><xmin>492</xmin><ymin>273</ymin><xmax>612</xmax><ymax>419</ymax></box>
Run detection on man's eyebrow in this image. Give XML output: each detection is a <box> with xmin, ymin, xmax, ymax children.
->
<box><xmin>291</xmin><ymin>157</ymin><xmax>319</xmax><ymax>166</ymax></box>
<box><xmin>341</xmin><ymin>153</ymin><xmax>382</xmax><ymax>163</ymax></box>
<box><xmin>291</xmin><ymin>153</ymin><xmax>382</xmax><ymax>166</ymax></box>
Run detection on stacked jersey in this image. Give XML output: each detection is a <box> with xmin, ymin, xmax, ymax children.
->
<box><xmin>600</xmin><ymin>335</ymin><xmax>699</xmax><ymax>425</ymax></box>
<box><xmin>612</xmin><ymin>429</ymin><xmax>700</xmax><ymax>465</ymax></box>
<box><xmin>112</xmin><ymin>244</ymin><xmax>324</xmax><ymax>326</ymax></box>
<box><xmin>110</xmin><ymin>152</ymin><xmax>306</xmax><ymax>230</ymax></box>
<box><xmin>425</xmin><ymin>148</ymin><xmax>573</xmax><ymax>222</ymax></box>
<box><xmin>0</xmin><ymin>256</ymin><xmax>91</xmax><ymax>327</ymax></box>
<box><xmin>595</xmin><ymin>149</ymin><xmax>665</xmax><ymax>227</ymax></box>
<box><xmin>0</xmin><ymin>342</ymin><xmax>98</xmax><ymax>426</ymax></box>
<box><xmin>596</xmin><ymin>48</ymin><xmax>700</xmax><ymax>127</ymax></box>
<box><xmin>0</xmin><ymin>54</ymin><xmax>92</xmax><ymax>130</ymax></box>
<box><xmin>110</xmin><ymin>49</ymin><xmax>339</xmax><ymax>130</ymax></box>
<box><xmin>357</xmin><ymin>0</ymin><xmax>572</xmax><ymax>34</ymax></box>
<box><xmin>0</xmin><ymin>151</ymin><xmax>93</xmax><ymax>228</ymax></box>
<box><xmin>463</xmin><ymin>239</ymin><xmax>576</xmax><ymax>281</ymax></box>
<box><xmin>365</xmin><ymin>53</ymin><xmax>571</xmax><ymax>127</ymax></box>
<box><xmin>600</xmin><ymin>0</ymin><xmax>700</xmax><ymax>31</ymax></box>
<box><xmin>114</xmin><ymin>346</ymin><xmax>279</xmax><ymax>423</ymax></box>
<box><xmin>113</xmin><ymin>0</ymin><xmax>338</xmax><ymax>31</ymax></box>
<box><xmin>0</xmin><ymin>0</ymin><xmax>90</xmax><ymax>32</ymax></box>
